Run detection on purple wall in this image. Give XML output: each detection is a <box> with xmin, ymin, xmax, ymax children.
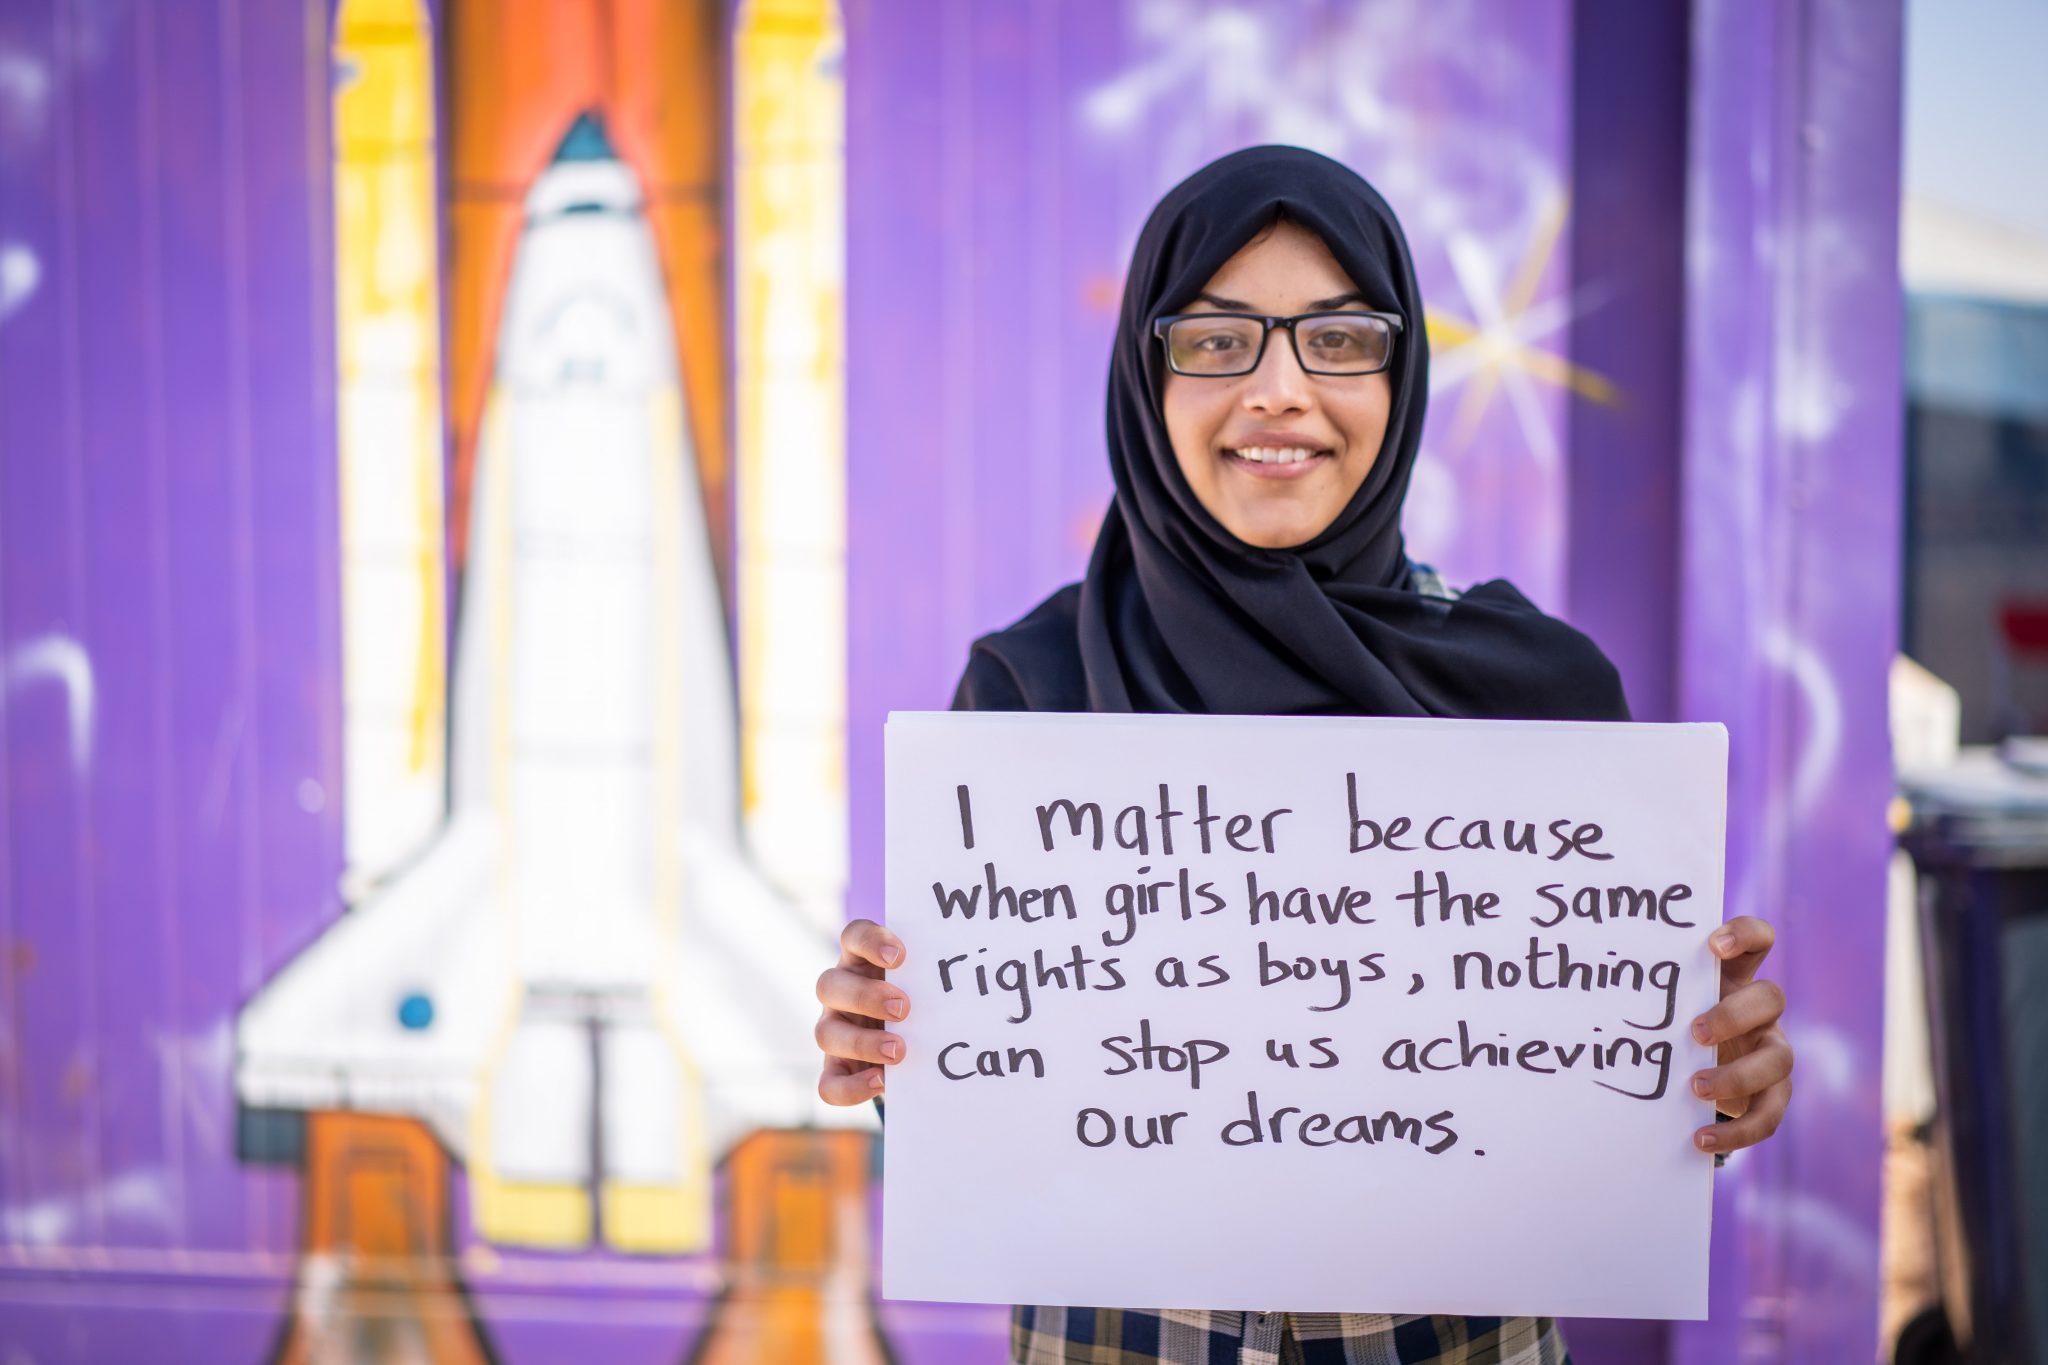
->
<box><xmin>0</xmin><ymin>0</ymin><xmax>341</xmax><ymax>1354</ymax></box>
<box><xmin>846</xmin><ymin>2</ymin><xmax>1902</xmax><ymax>1362</ymax></box>
<box><xmin>1674</xmin><ymin>4</ymin><xmax>1903</xmax><ymax>1362</ymax></box>
<box><xmin>0</xmin><ymin>0</ymin><xmax>1902</xmax><ymax>1359</ymax></box>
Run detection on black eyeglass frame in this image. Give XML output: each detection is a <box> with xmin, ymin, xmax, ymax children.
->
<box><xmin>1150</xmin><ymin>310</ymin><xmax>1406</xmax><ymax>377</ymax></box>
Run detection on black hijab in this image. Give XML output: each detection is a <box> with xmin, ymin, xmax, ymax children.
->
<box><xmin>958</xmin><ymin>145</ymin><xmax>1627</xmax><ymax>723</ymax></box>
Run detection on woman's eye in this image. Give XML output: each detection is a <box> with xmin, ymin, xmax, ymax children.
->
<box><xmin>1192</xmin><ymin>332</ymin><xmax>1245</xmax><ymax>352</ymax></box>
<box><xmin>1307</xmin><ymin>328</ymin><xmax>1359</xmax><ymax>352</ymax></box>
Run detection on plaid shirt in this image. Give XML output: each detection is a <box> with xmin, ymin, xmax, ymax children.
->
<box><xmin>1407</xmin><ymin>561</ymin><xmax>1455</xmax><ymax>602</ymax></box>
<box><xmin>1011</xmin><ymin>1307</ymin><xmax>1572</xmax><ymax>1364</ymax></box>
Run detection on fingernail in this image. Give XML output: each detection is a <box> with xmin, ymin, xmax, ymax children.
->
<box><xmin>1692</xmin><ymin>1019</ymin><xmax>1712</xmax><ymax>1044</ymax></box>
<box><xmin>868</xmin><ymin>1069</ymin><xmax>885</xmax><ymax>1090</ymax></box>
<box><xmin>1697</xmin><ymin>1131</ymin><xmax>1717</xmax><ymax>1151</ymax></box>
<box><xmin>881</xmin><ymin>944</ymin><xmax>902</xmax><ymax>967</ymax></box>
<box><xmin>881</xmin><ymin>1039</ymin><xmax>903</xmax><ymax>1062</ymax></box>
<box><xmin>1692</xmin><ymin>1074</ymin><xmax>1713</xmax><ymax>1099</ymax></box>
<box><xmin>886</xmin><ymin>998</ymin><xmax>906</xmax><ymax>1020</ymax></box>
<box><xmin>1711</xmin><ymin>930</ymin><xmax>1735</xmax><ymax>954</ymax></box>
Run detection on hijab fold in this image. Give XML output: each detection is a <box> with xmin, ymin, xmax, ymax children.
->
<box><xmin>972</xmin><ymin>145</ymin><xmax>1628</xmax><ymax>723</ymax></box>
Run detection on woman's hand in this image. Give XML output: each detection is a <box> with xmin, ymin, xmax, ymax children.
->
<box><xmin>1689</xmin><ymin>915</ymin><xmax>1793</xmax><ymax>1154</ymax></box>
<box><xmin>815</xmin><ymin>918</ymin><xmax>910</xmax><ymax>1105</ymax></box>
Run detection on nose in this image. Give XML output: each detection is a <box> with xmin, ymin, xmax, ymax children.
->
<box><xmin>1240</xmin><ymin>325</ymin><xmax>1312</xmax><ymax>414</ymax></box>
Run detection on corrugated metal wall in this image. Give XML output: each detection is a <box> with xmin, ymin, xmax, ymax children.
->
<box><xmin>0</xmin><ymin>0</ymin><xmax>339</xmax><ymax>1355</ymax></box>
<box><xmin>0</xmin><ymin>0</ymin><xmax>1903</xmax><ymax>1361</ymax></box>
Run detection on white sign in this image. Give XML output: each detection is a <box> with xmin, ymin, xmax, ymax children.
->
<box><xmin>881</xmin><ymin>712</ymin><xmax>1725</xmax><ymax>1320</ymax></box>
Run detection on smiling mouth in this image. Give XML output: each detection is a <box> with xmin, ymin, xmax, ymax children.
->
<box><xmin>1226</xmin><ymin>445</ymin><xmax>1332</xmax><ymax>467</ymax></box>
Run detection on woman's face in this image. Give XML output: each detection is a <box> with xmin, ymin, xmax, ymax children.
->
<box><xmin>1160</xmin><ymin>219</ymin><xmax>1393</xmax><ymax>550</ymax></box>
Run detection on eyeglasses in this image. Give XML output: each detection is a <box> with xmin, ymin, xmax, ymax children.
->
<box><xmin>1152</xmin><ymin>310</ymin><xmax>1404</xmax><ymax>377</ymax></box>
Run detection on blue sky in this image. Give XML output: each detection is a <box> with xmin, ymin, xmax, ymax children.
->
<box><xmin>1904</xmin><ymin>0</ymin><xmax>2048</xmax><ymax>235</ymax></box>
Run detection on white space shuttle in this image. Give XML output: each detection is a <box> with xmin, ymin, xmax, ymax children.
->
<box><xmin>238</xmin><ymin>114</ymin><xmax>841</xmax><ymax>1255</ymax></box>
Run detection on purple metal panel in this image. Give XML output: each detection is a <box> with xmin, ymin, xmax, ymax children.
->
<box><xmin>1555</xmin><ymin>9</ymin><xmax>1691</xmax><ymax>1351</ymax></box>
<box><xmin>0</xmin><ymin>0</ymin><xmax>340</xmax><ymax>1354</ymax></box>
<box><xmin>236</xmin><ymin>0</ymin><xmax>347</xmax><ymax>1007</ymax></box>
<box><xmin>150</xmin><ymin>0</ymin><xmax>334</xmax><ymax>1264</ymax></box>
<box><xmin>1563</xmin><ymin>0</ymin><xmax>1687</xmax><ymax>727</ymax></box>
<box><xmin>155</xmin><ymin>0</ymin><xmax>266</xmax><ymax>1264</ymax></box>
<box><xmin>847</xmin><ymin>0</ymin><xmax>955</xmax><ymax>934</ymax></box>
<box><xmin>0</xmin><ymin>1299</ymin><xmax>286</xmax><ymax>1362</ymax></box>
<box><xmin>70</xmin><ymin>0</ymin><xmax>182</xmax><ymax>1258</ymax></box>
<box><xmin>0</xmin><ymin>0</ymin><xmax>106</xmax><ymax>1258</ymax></box>
<box><xmin>1673</xmin><ymin>2</ymin><xmax>1902</xmax><ymax>1362</ymax></box>
<box><xmin>236</xmin><ymin>0</ymin><xmax>347</xmax><ymax>1262</ymax></box>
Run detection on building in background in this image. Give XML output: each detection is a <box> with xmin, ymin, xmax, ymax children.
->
<box><xmin>1900</xmin><ymin>201</ymin><xmax>2048</xmax><ymax>742</ymax></box>
<box><xmin>1897</xmin><ymin>0</ymin><xmax>2048</xmax><ymax>743</ymax></box>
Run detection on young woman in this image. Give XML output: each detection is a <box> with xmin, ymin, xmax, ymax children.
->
<box><xmin>815</xmin><ymin>145</ymin><xmax>1793</xmax><ymax>1365</ymax></box>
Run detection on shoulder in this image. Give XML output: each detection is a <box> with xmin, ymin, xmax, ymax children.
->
<box><xmin>1451</xmin><ymin>577</ymin><xmax>1632</xmax><ymax>720</ymax></box>
<box><xmin>951</xmin><ymin>583</ymin><xmax>1087</xmax><ymax>713</ymax></box>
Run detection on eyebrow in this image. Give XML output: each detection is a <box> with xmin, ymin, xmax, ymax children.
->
<box><xmin>1191</xmin><ymin>290</ymin><xmax>1370</xmax><ymax>312</ymax></box>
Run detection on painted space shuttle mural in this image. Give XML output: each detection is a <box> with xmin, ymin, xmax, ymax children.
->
<box><xmin>238</xmin><ymin>111</ymin><xmax>832</xmax><ymax>1256</ymax></box>
<box><xmin>228</xmin><ymin>2</ymin><xmax>875</xmax><ymax>1357</ymax></box>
